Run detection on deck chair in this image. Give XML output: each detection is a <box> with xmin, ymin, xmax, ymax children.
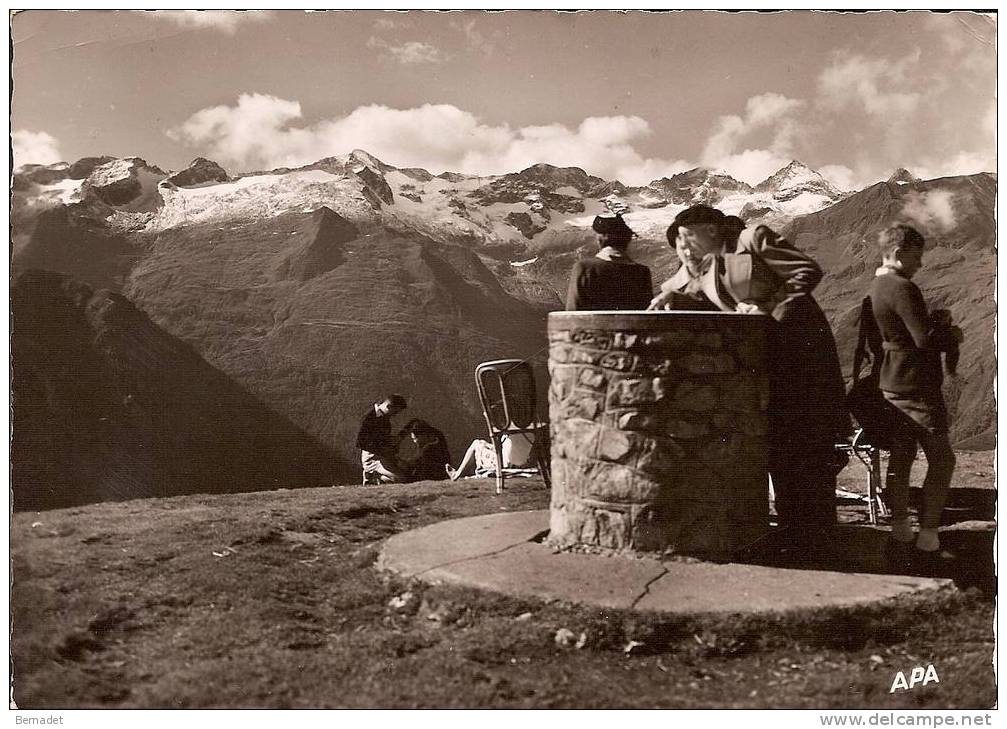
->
<box><xmin>475</xmin><ymin>359</ymin><xmax>551</xmax><ymax>494</ymax></box>
<box><xmin>765</xmin><ymin>428</ymin><xmax>886</xmax><ymax>526</ymax></box>
<box><xmin>835</xmin><ymin>296</ymin><xmax>891</xmax><ymax>524</ymax></box>
<box><xmin>835</xmin><ymin>428</ymin><xmax>887</xmax><ymax>525</ymax></box>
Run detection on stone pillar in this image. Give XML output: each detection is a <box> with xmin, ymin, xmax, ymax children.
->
<box><xmin>547</xmin><ymin>311</ymin><xmax>770</xmax><ymax>557</ymax></box>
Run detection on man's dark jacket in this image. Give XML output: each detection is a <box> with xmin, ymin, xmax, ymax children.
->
<box><xmin>869</xmin><ymin>272</ymin><xmax>955</xmax><ymax>397</ymax></box>
<box><xmin>566</xmin><ymin>257</ymin><xmax>653</xmax><ymax>311</ymax></box>
<box><xmin>356</xmin><ymin>407</ymin><xmax>394</xmax><ymax>456</ymax></box>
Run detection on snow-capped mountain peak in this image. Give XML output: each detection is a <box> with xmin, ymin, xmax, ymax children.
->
<box><xmin>756</xmin><ymin>160</ymin><xmax>830</xmax><ymax>193</ymax></box>
<box><xmin>13</xmin><ymin>149</ymin><xmax>861</xmax><ymax>251</ymax></box>
<box><xmin>887</xmin><ymin>167</ymin><xmax>921</xmax><ymax>184</ymax></box>
<box><xmin>750</xmin><ymin>160</ymin><xmax>844</xmax><ymax>213</ymax></box>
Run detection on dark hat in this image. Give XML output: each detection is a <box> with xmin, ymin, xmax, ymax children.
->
<box><xmin>666</xmin><ymin>204</ymin><xmax>727</xmax><ymax>245</ymax></box>
<box><xmin>592</xmin><ymin>214</ymin><xmax>635</xmax><ymax>239</ymax></box>
<box><xmin>674</xmin><ymin>204</ymin><xmax>726</xmax><ymax>228</ymax></box>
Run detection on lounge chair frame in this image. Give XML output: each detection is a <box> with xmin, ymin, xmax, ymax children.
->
<box><xmin>474</xmin><ymin>359</ymin><xmax>552</xmax><ymax>494</ymax></box>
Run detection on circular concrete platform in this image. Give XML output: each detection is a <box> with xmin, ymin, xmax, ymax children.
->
<box><xmin>378</xmin><ymin>510</ymin><xmax>956</xmax><ymax>615</ymax></box>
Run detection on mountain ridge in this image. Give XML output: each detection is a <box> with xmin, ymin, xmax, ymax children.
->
<box><xmin>11</xmin><ymin>149</ymin><xmax>996</xmax><ymax>508</ymax></box>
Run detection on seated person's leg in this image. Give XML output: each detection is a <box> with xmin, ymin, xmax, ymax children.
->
<box><xmin>363</xmin><ymin>449</ymin><xmax>405</xmax><ymax>484</ymax></box>
<box><xmin>448</xmin><ymin>439</ymin><xmax>484</xmax><ymax>480</ymax></box>
<box><xmin>372</xmin><ymin>458</ymin><xmax>404</xmax><ymax>483</ymax></box>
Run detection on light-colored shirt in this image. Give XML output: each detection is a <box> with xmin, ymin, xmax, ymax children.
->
<box><xmin>595</xmin><ymin>246</ymin><xmax>632</xmax><ymax>263</ymax></box>
<box><xmin>502</xmin><ymin>432</ymin><xmax>534</xmax><ymax>467</ymax></box>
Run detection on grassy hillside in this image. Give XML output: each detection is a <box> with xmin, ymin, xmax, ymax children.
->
<box><xmin>10</xmin><ymin>165</ymin><xmax>994</xmax><ymax>516</ymax></box>
<box><xmin>17</xmin><ymin>204</ymin><xmax>142</xmax><ymax>291</ymax></box>
<box><xmin>501</xmin><ymin>173</ymin><xmax>997</xmax><ymax>447</ymax></box>
<box><xmin>785</xmin><ymin>174</ymin><xmax>996</xmax><ymax>447</ymax></box>
<box><xmin>122</xmin><ymin>208</ymin><xmax>552</xmax><ymax>468</ymax></box>
<box><xmin>11</xmin><ymin>270</ymin><xmax>346</xmax><ymax>510</ymax></box>
<box><xmin>10</xmin><ymin>460</ymin><xmax>995</xmax><ymax>708</ymax></box>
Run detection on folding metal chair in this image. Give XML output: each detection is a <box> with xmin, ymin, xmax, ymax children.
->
<box><xmin>835</xmin><ymin>428</ymin><xmax>887</xmax><ymax>524</ymax></box>
<box><xmin>474</xmin><ymin>359</ymin><xmax>551</xmax><ymax>494</ymax></box>
<box><xmin>837</xmin><ymin>297</ymin><xmax>890</xmax><ymax>524</ymax></box>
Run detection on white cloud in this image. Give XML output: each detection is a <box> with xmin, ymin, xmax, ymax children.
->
<box><xmin>817</xmin><ymin>164</ymin><xmax>859</xmax><ymax>191</ymax></box>
<box><xmin>900</xmin><ymin>189</ymin><xmax>958</xmax><ymax>233</ymax></box>
<box><xmin>617</xmin><ymin>157</ymin><xmax>693</xmax><ymax>184</ymax></box>
<box><xmin>167</xmin><ymin>94</ymin><xmax>305</xmax><ymax>169</ymax></box>
<box><xmin>366</xmin><ymin>37</ymin><xmax>448</xmax><ymax>64</ymax></box>
<box><xmin>173</xmin><ymin>28</ymin><xmax>996</xmax><ymax>194</ymax></box>
<box><xmin>450</xmin><ymin>17</ymin><xmax>495</xmax><ymax>57</ymax></box>
<box><xmin>817</xmin><ymin>51</ymin><xmax>923</xmax><ymax>120</ymax></box>
<box><xmin>926</xmin><ymin>12</ymin><xmax>996</xmax><ymax>69</ymax></box>
<box><xmin>700</xmin><ymin>92</ymin><xmax>805</xmax><ymax>184</ymax></box>
<box><xmin>373</xmin><ymin>16</ymin><xmax>399</xmax><ymax>31</ymax></box>
<box><xmin>745</xmin><ymin>92</ymin><xmax>805</xmax><ymax>127</ymax></box>
<box><xmin>702</xmin><ymin>93</ymin><xmax>804</xmax><ymax>162</ymax></box>
<box><xmin>700</xmin><ymin>40</ymin><xmax>995</xmax><ymax>188</ymax></box>
<box><xmin>714</xmin><ymin>149</ymin><xmax>791</xmax><ymax>187</ymax></box>
<box><xmin>12</xmin><ymin>130</ymin><xmax>62</xmax><ymax>167</ymax></box>
<box><xmin>697</xmin><ymin>50</ymin><xmax>994</xmax><ymax>189</ymax></box>
<box><xmin>811</xmin><ymin>49</ymin><xmax>942</xmax><ymax>181</ymax></box>
<box><xmin>702</xmin><ymin>114</ymin><xmax>746</xmax><ymax>164</ymax></box>
<box><xmin>169</xmin><ymin>95</ymin><xmax>690</xmax><ymax>184</ymax></box>
<box><xmin>911</xmin><ymin>150</ymin><xmax>995</xmax><ymax>181</ymax></box>
<box><xmin>145</xmin><ymin>10</ymin><xmax>273</xmax><ymax>34</ymax></box>
<box><xmin>389</xmin><ymin>42</ymin><xmax>446</xmax><ymax>65</ymax></box>
<box><xmin>982</xmin><ymin>103</ymin><xmax>996</xmax><ymax>140</ymax></box>
<box><xmin>926</xmin><ymin>12</ymin><xmax>969</xmax><ymax>54</ymax></box>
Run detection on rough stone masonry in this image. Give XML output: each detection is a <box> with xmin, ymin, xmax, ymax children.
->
<box><xmin>547</xmin><ymin>311</ymin><xmax>770</xmax><ymax>557</ymax></box>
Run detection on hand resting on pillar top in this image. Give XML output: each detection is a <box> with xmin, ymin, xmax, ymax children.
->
<box><xmin>646</xmin><ymin>290</ymin><xmax>720</xmax><ymax>311</ymax></box>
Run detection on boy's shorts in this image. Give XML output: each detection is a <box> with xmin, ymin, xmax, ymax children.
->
<box><xmin>882</xmin><ymin>391</ymin><xmax>949</xmax><ymax>436</ymax></box>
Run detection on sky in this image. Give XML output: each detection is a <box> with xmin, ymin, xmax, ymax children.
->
<box><xmin>10</xmin><ymin>10</ymin><xmax>997</xmax><ymax>188</ymax></box>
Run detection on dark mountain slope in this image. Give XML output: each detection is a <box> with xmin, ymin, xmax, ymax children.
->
<box><xmin>122</xmin><ymin>208</ymin><xmax>551</xmax><ymax>468</ymax></box>
<box><xmin>11</xmin><ymin>270</ymin><xmax>347</xmax><ymax>510</ymax></box>
<box><xmin>15</xmin><ymin>204</ymin><xmax>143</xmax><ymax>291</ymax></box>
<box><xmin>784</xmin><ymin>174</ymin><xmax>995</xmax><ymax>276</ymax></box>
<box><xmin>11</xmin><ymin>153</ymin><xmax>994</xmax><ymax>478</ymax></box>
<box><xmin>783</xmin><ymin>173</ymin><xmax>996</xmax><ymax>447</ymax></box>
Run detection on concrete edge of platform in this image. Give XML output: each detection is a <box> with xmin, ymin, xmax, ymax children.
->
<box><xmin>378</xmin><ymin>510</ymin><xmax>959</xmax><ymax>616</ymax></box>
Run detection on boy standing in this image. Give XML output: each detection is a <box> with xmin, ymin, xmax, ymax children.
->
<box><xmin>869</xmin><ymin>224</ymin><xmax>962</xmax><ymax>565</ymax></box>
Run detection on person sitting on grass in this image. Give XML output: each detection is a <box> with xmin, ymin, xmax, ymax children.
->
<box><xmin>400</xmin><ymin>419</ymin><xmax>452</xmax><ymax>482</ymax></box>
<box><xmin>446</xmin><ymin>430</ymin><xmax>535</xmax><ymax>480</ymax></box>
<box><xmin>356</xmin><ymin>394</ymin><xmax>408</xmax><ymax>485</ymax></box>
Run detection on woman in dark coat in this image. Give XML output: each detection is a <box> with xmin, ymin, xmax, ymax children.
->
<box><xmin>400</xmin><ymin>419</ymin><xmax>452</xmax><ymax>482</ymax></box>
<box><xmin>649</xmin><ymin>205</ymin><xmax>849</xmax><ymax>539</ymax></box>
<box><xmin>566</xmin><ymin>214</ymin><xmax>653</xmax><ymax>311</ymax></box>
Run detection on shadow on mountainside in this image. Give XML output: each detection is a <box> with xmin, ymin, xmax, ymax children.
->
<box><xmin>121</xmin><ymin>211</ymin><xmax>551</xmax><ymax>469</ymax></box>
<box><xmin>11</xmin><ymin>269</ymin><xmax>352</xmax><ymax>511</ymax></box>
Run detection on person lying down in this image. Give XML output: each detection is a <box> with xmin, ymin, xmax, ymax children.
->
<box><xmin>447</xmin><ymin>431</ymin><xmax>535</xmax><ymax>480</ymax></box>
